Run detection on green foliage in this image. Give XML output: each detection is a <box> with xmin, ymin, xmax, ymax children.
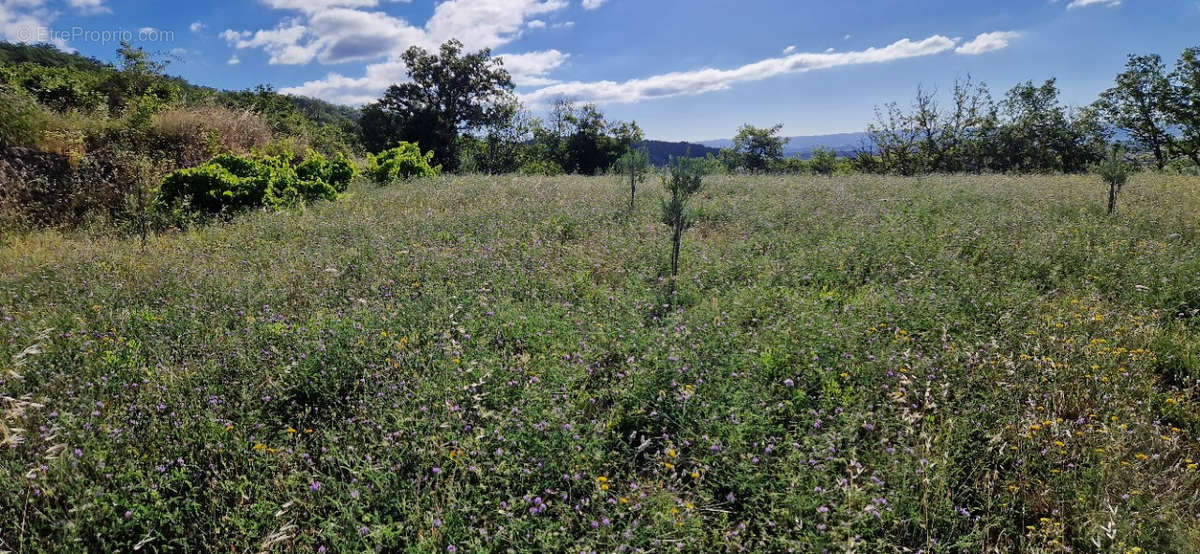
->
<box><xmin>1168</xmin><ymin>47</ymin><xmax>1200</xmax><ymax>168</ymax></box>
<box><xmin>864</xmin><ymin>78</ymin><xmax>1108</xmax><ymax>174</ymax></box>
<box><xmin>1095</xmin><ymin>54</ymin><xmax>1175</xmax><ymax>170</ymax></box>
<box><xmin>156</xmin><ymin>151</ymin><xmax>352</xmax><ymax>215</ymax></box>
<box><xmin>522</xmin><ymin>100</ymin><xmax>645</xmax><ymax>176</ymax></box>
<box><xmin>731</xmin><ymin>123</ymin><xmax>786</xmax><ymax>172</ymax></box>
<box><xmin>1095</xmin><ymin>148</ymin><xmax>1133</xmax><ymax>214</ymax></box>
<box><xmin>0</xmin><ymin>87</ymin><xmax>49</xmax><ymax>147</ymax></box>
<box><xmin>517</xmin><ymin>157</ymin><xmax>564</xmax><ymax>176</ymax></box>
<box><xmin>614</xmin><ymin>148</ymin><xmax>650</xmax><ymax>210</ymax></box>
<box><xmin>360</xmin><ymin>39</ymin><xmax>514</xmax><ymax>171</ymax></box>
<box><xmin>660</xmin><ymin>157</ymin><xmax>706</xmax><ymax>305</ymax></box>
<box><xmin>366</xmin><ymin>142</ymin><xmax>440</xmax><ymax>185</ymax></box>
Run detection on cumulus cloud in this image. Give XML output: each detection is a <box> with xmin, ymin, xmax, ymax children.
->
<box><xmin>281</xmin><ymin>48</ymin><xmax>568</xmax><ymax>104</ymax></box>
<box><xmin>782</xmin><ymin>45</ymin><xmax>796</xmax><ymax>55</ymax></box>
<box><xmin>225</xmin><ymin>0</ymin><xmax>570</xmax><ymax>103</ymax></box>
<box><xmin>0</xmin><ymin>0</ymin><xmax>65</xmax><ymax>47</ymax></box>
<box><xmin>190</xmin><ymin>21</ymin><xmax>206</xmax><ymax>34</ymax></box>
<box><xmin>224</xmin><ymin>0</ymin><xmax>568</xmax><ymax>66</ymax></box>
<box><xmin>581</xmin><ymin>0</ymin><xmax>606</xmax><ymax>9</ymax></box>
<box><xmin>954</xmin><ymin>31</ymin><xmax>1020</xmax><ymax>55</ymax></box>
<box><xmin>519</xmin><ymin>35</ymin><xmax>959</xmax><ymax>107</ymax></box>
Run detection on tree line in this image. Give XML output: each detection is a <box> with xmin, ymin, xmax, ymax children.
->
<box><xmin>355</xmin><ymin>40</ymin><xmax>1200</xmax><ymax>177</ymax></box>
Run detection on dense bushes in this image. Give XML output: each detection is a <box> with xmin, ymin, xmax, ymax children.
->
<box><xmin>157</xmin><ymin>150</ymin><xmax>355</xmax><ymax>215</ymax></box>
<box><xmin>366</xmin><ymin>142</ymin><xmax>440</xmax><ymax>184</ymax></box>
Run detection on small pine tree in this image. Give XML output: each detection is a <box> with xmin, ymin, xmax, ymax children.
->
<box><xmin>1095</xmin><ymin>148</ymin><xmax>1132</xmax><ymax>215</ymax></box>
<box><xmin>660</xmin><ymin>156</ymin><xmax>705</xmax><ymax>307</ymax></box>
<box><xmin>615</xmin><ymin>148</ymin><xmax>650</xmax><ymax>211</ymax></box>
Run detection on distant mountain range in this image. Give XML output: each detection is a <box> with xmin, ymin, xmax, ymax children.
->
<box><xmin>698</xmin><ymin>132</ymin><xmax>869</xmax><ymax>157</ymax></box>
<box><xmin>637</xmin><ymin>132</ymin><xmax>869</xmax><ymax>165</ymax></box>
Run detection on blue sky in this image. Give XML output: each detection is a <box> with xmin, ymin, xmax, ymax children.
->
<box><xmin>2</xmin><ymin>0</ymin><xmax>1197</xmax><ymax>140</ymax></box>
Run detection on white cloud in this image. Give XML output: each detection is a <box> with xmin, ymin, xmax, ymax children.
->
<box><xmin>520</xmin><ymin>35</ymin><xmax>959</xmax><ymax>107</ymax></box>
<box><xmin>224</xmin><ymin>0</ymin><xmax>568</xmax><ymax>67</ymax></box>
<box><xmin>581</xmin><ymin>0</ymin><xmax>606</xmax><ymax>9</ymax></box>
<box><xmin>190</xmin><ymin>21</ymin><xmax>206</xmax><ymax>34</ymax></box>
<box><xmin>843</xmin><ymin>34</ymin><xmax>852</xmax><ymax>40</ymax></box>
<box><xmin>782</xmin><ymin>45</ymin><xmax>795</xmax><ymax>55</ymax></box>
<box><xmin>66</xmin><ymin>0</ymin><xmax>110</xmax><ymax>15</ymax></box>
<box><xmin>954</xmin><ymin>31</ymin><xmax>1020</xmax><ymax>55</ymax></box>
<box><xmin>227</xmin><ymin>55</ymin><xmax>240</xmax><ymax>65</ymax></box>
<box><xmin>1066</xmin><ymin>0</ymin><xmax>1121</xmax><ymax>8</ymax></box>
<box><xmin>225</xmin><ymin>0</ymin><xmax>570</xmax><ymax>103</ymax></box>
<box><xmin>281</xmin><ymin>48</ymin><xmax>568</xmax><ymax>103</ymax></box>
<box><xmin>262</xmin><ymin>0</ymin><xmax>381</xmax><ymax>13</ymax></box>
<box><xmin>499</xmin><ymin>49</ymin><xmax>569</xmax><ymax>86</ymax></box>
<box><xmin>0</xmin><ymin>0</ymin><xmax>66</xmax><ymax>48</ymax></box>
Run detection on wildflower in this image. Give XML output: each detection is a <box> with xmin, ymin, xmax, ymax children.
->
<box><xmin>310</xmin><ymin>481</ymin><xmax>321</xmax><ymax>492</ymax></box>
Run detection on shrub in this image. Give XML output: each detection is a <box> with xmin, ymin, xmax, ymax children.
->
<box><xmin>614</xmin><ymin>148</ymin><xmax>650</xmax><ymax>211</ymax></box>
<box><xmin>366</xmin><ymin>142</ymin><xmax>439</xmax><ymax>185</ymax></box>
<box><xmin>156</xmin><ymin>151</ymin><xmax>353</xmax><ymax>215</ymax></box>
<box><xmin>1094</xmin><ymin>148</ymin><xmax>1132</xmax><ymax>215</ymax></box>
<box><xmin>518</xmin><ymin>157</ymin><xmax>564</xmax><ymax>176</ymax></box>
<box><xmin>0</xmin><ymin>89</ymin><xmax>50</xmax><ymax>148</ymax></box>
<box><xmin>151</xmin><ymin>107</ymin><xmax>273</xmax><ymax>166</ymax></box>
<box><xmin>297</xmin><ymin>150</ymin><xmax>356</xmax><ymax>193</ymax></box>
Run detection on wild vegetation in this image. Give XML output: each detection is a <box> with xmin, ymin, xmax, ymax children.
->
<box><xmin>3</xmin><ymin>33</ymin><xmax>1200</xmax><ymax>553</ymax></box>
<box><xmin>3</xmin><ymin>173</ymin><xmax>1200</xmax><ymax>552</ymax></box>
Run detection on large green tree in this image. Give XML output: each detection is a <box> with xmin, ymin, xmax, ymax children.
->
<box><xmin>531</xmin><ymin>99</ymin><xmax>643</xmax><ymax>175</ymax></box>
<box><xmin>1168</xmin><ymin>47</ymin><xmax>1200</xmax><ymax>167</ymax></box>
<box><xmin>731</xmin><ymin>123</ymin><xmax>786</xmax><ymax>172</ymax></box>
<box><xmin>1095</xmin><ymin>54</ymin><xmax>1176</xmax><ymax>170</ymax></box>
<box><xmin>360</xmin><ymin>40</ymin><xmax>514</xmax><ymax>172</ymax></box>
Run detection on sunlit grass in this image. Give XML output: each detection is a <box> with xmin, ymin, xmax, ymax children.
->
<box><xmin>1</xmin><ymin>173</ymin><xmax>1199</xmax><ymax>552</ymax></box>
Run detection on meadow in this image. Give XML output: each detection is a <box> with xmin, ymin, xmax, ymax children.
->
<box><xmin>2</xmin><ymin>173</ymin><xmax>1200</xmax><ymax>552</ymax></box>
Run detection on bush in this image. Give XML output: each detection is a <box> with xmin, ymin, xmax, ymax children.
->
<box><xmin>297</xmin><ymin>150</ymin><xmax>356</xmax><ymax>193</ymax></box>
<box><xmin>150</xmin><ymin>107</ymin><xmax>273</xmax><ymax>166</ymax></box>
<box><xmin>518</xmin><ymin>157</ymin><xmax>564</xmax><ymax>176</ymax></box>
<box><xmin>156</xmin><ymin>151</ymin><xmax>353</xmax><ymax>215</ymax></box>
<box><xmin>0</xmin><ymin>89</ymin><xmax>50</xmax><ymax>148</ymax></box>
<box><xmin>366</xmin><ymin>142</ymin><xmax>439</xmax><ymax>184</ymax></box>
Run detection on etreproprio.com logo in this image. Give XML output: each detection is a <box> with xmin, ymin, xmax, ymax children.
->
<box><xmin>14</xmin><ymin>25</ymin><xmax>175</xmax><ymax>45</ymax></box>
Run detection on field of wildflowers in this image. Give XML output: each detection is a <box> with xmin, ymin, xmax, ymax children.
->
<box><xmin>2</xmin><ymin>173</ymin><xmax>1199</xmax><ymax>552</ymax></box>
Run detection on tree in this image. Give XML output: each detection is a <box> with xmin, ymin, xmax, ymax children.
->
<box><xmin>1094</xmin><ymin>147</ymin><xmax>1132</xmax><ymax>215</ymax></box>
<box><xmin>461</xmin><ymin>97</ymin><xmax>532</xmax><ymax>174</ymax></box>
<box><xmin>660</xmin><ymin>157</ymin><xmax>705</xmax><ymax>307</ymax></box>
<box><xmin>614</xmin><ymin>148</ymin><xmax>650</xmax><ymax>211</ymax></box>
<box><xmin>997</xmin><ymin>79</ymin><xmax>1105</xmax><ymax>173</ymax></box>
<box><xmin>360</xmin><ymin>39</ymin><xmax>514</xmax><ymax>172</ymax></box>
<box><xmin>732</xmin><ymin>124</ymin><xmax>786</xmax><ymax>172</ymax></box>
<box><xmin>1167</xmin><ymin>47</ymin><xmax>1200</xmax><ymax>167</ymax></box>
<box><xmin>1096</xmin><ymin>54</ymin><xmax>1175</xmax><ymax>170</ymax></box>
<box><xmin>530</xmin><ymin>99</ymin><xmax>643</xmax><ymax>175</ymax></box>
<box><xmin>867</xmin><ymin>103</ymin><xmax>920</xmax><ymax>174</ymax></box>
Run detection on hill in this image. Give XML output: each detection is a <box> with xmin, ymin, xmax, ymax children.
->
<box><xmin>635</xmin><ymin>139</ymin><xmax>721</xmax><ymax>165</ymax></box>
<box><xmin>699</xmin><ymin>131</ymin><xmax>869</xmax><ymax>158</ymax></box>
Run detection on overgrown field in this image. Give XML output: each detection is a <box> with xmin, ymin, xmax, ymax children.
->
<box><xmin>3</xmin><ymin>174</ymin><xmax>1200</xmax><ymax>552</ymax></box>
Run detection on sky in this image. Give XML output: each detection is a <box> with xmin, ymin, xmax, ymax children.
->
<box><xmin>1</xmin><ymin>0</ymin><xmax>1197</xmax><ymax>141</ymax></box>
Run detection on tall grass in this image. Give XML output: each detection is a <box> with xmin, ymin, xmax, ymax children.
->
<box><xmin>1</xmin><ymin>173</ymin><xmax>1199</xmax><ymax>552</ymax></box>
